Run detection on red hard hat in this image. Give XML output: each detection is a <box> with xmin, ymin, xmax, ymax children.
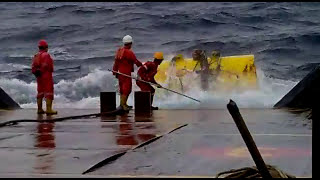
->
<box><xmin>38</xmin><ymin>40</ymin><xmax>48</xmax><ymax>47</ymax></box>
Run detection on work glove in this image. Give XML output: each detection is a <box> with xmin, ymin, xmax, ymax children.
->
<box><xmin>143</xmin><ymin>64</ymin><xmax>148</xmax><ymax>70</ymax></box>
<box><xmin>33</xmin><ymin>69</ymin><xmax>41</xmax><ymax>78</ymax></box>
<box><xmin>156</xmin><ymin>84</ymin><xmax>162</xmax><ymax>88</ymax></box>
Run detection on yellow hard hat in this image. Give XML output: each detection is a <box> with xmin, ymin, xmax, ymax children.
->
<box><xmin>154</xmin><ymin>52</ymin><xmax>164</xmax><ymax>60</ymax></box>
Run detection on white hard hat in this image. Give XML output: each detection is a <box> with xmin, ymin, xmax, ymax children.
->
<box><xmin>123</xmin><ymin>35</ymin><xmax>133</xmax><ymax>44</ymax></box>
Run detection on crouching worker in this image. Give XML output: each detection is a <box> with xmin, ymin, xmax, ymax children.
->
<box><xmin>136</xmin><ymin>52</ymin><xmax>164</xmax><ymax>110</ymax></box>
<box><xmin>31</xmin><ymin>40</ymin><xmax>57</xmax><ymax>115</ymax></box>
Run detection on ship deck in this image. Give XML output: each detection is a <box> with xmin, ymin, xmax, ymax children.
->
<box><xmin>0</xmin><ymin>108</ymin><xmax>312</xmax><ymax>177</ymax></box>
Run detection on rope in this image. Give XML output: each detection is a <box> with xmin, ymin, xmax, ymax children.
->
<box><xmin>0</xmin><ymin>109</ymin><xmax>121</xmax><ymax>128</ymax></box>
<box><xmin>215</xmin><ymin>164</ymin><xmax>296</xmax><ymax>178</ymax></box>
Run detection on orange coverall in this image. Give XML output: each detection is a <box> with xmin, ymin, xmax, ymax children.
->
<box><xmin>112</xmin><ymin>46</ymin><xmax>142</xmax><ymax>96</ymax></box>
<box><xmin>32</xmin><ymin>50</ymin><xmax>54</xmax><ymax>100</ymax></box>
<box><xmin>136</xmin><ymin>61</ymin><xmax>159</xmax><ymax>94</ymax></box>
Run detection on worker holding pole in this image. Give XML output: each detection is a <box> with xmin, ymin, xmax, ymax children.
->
<box><xmin>112</xmin><ymin>35</ymin><xmax>145</xmax><ymax>111</ymax></box>
<box><xmin>136</xmin><ymin>52</ymin><xmax>164</xmax><ymax>110</ymax></box>
<box><xmin>110</xmin><ymin>49</ymin><xmax>201</xmax><ymax>105</ymax></box>
<box><xmin>109</xmin><ymin>69</ymin><xmax>201</xmax><ymax>103</ymax></box>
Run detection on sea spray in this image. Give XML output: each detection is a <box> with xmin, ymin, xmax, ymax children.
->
<box><xmin>153</xmin><ymin>68</ymin><xmax>297</xmax><ymax>109</ymax></box>
<box><xmin>1</xmin><ymin>67</ymin><xmax>297</xmax><ymax>109</ymax></box>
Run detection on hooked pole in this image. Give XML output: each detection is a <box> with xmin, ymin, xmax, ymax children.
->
<box><xmin>108</xmin><ymin>69</ymin><xmax>201</xmax><ymax>103</ymax></box>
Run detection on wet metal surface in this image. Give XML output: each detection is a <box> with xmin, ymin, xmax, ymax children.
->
<box><xmin>89</xmin><ymin>109</ymin><xmax>312</xmax><ymax>177</ymax></box>
<box><xmin>0</xmin><ymin>108</ymin><xmax>312</xmax><ymax>177</ymax></box>
<box><xmin>0</xmin><ymin>108</ymin><xmax>175</xmax><ymax>176</ymax></box>
<box><xmin>0</xmin><ymin>108</ymin><xmax>99</xmax><ymax>123</ymax></box>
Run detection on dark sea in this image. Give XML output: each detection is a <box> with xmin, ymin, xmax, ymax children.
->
<box><xmin>0</xmin><ymin>2</ymin><xmax>319</xmax><ymax>109</ymax></box>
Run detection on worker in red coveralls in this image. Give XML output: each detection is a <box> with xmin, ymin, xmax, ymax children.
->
<box><xmin>31</xmin><ymin>40</ymin><xmax>57</xmax><ymax>115</ymax></box>
<box><xmin>112</xmin><ymin>35</ymin><xmax>145</xmax><ymax>111</ymax></box>
<box><xmin>136</xmin><ymin>52</ymin><xmax>164</xmax><ymax>110</ymax></box>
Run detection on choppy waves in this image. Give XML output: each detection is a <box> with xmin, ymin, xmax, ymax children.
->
<box><xmin>0</xmin><ymin>2</ymin><xmax>319</xmax><ymax>109</ymax></box>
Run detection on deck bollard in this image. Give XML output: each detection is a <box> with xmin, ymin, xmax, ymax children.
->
<box><xmin>134</xmin><ymin>91</ymin><xmax>151</xmax><ymax>115</ymax></box>
<box><xmin>100</xmin><ymin>92</ymin><xmax>116</xmax><ymax>113</ymax></box>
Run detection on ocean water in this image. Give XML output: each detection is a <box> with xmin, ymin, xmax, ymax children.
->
<box><xmin>0</xmin><ymin>2</ymin><xmax>319</xmax><ymax>109</ymax></box>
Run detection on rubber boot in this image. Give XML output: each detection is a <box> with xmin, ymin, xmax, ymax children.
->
<box><xmin>120</xmin><ymin>95</ymin><xmax>130</xmax><ymax>111</ymax></box>
<box><xmin>37</xmin><ymin>98</ymin><xmax>45</xmax><ymax>114</ymax></box>
<box><xmin>123</xmin><ymin>95</ymin><xmax>132</xmax><ymax>109</ymax></box>
<box><xmin>150</xmin><ymin>94</ymin><xmax>158</xmax><ymax>110</ymax></box>
<box><xmin>46</xmin><ymin>99</ymin><xmax>58</xmax><ymax>115</ymax></box>
<box><xmin>123</xmin><ymin>95</ymin><xmax>133</xmax><ymax>110</ymax></box>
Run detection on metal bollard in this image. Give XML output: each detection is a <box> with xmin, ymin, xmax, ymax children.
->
<box><xmin>134</xmin><ymin>91</ymin><xmax>151</xmax><ymax>115</ymax></box>
<box><xmin>100</xmin><ymin>92</ymin><xmax>116</xmax><ymax>113</ymax></box>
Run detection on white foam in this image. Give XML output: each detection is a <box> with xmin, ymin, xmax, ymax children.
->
<box><xmin>8</xmin><ymin>53</ymin><xmax>33</xmax><ymax>58</ymax></box>
<box><xmin>48</xmin><ymin>47</ymin><xmax>100</xmax><ymax>61</ymax></box>
<box><xmin>1</xmin><ymin>67</ymin><xmax>298</xmax><ymax>109</ymax></box>
<box><xmin>49</xmin><ymin>47</ymin><xmax>76</xmax><ymax>60</ymax></box>
<box><xmin>153</xmin><ymin>68</ymin><xmax>298</xmax><ymax>109</ymax></box>
<box><xmin>0</xmin><ymin>63</ymin><xmax>30</xmax><ymax>72</ymax></box>
<box><xmin>0</xmin><ymin>78</ymin><xmax>37</xmax><ymax>104</ymax></box>
<box><xmin>54</xmin><ymin>69</ymin><xmax>117</xmax><ymax>100</ymax></box>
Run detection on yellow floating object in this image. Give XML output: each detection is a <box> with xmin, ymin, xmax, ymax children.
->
<box><xmin>154</xmin><ymin>54</ymin><xmax>258</xmax><ymax>92</ymax></box>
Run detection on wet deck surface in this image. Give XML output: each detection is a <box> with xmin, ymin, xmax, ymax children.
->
<box><xmin>0</xmin><ymin>108</ymin><xmax>312</xmax><ymax>177</ymax></box>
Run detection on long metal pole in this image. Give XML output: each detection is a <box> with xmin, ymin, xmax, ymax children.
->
<box><xmin>108</xmin><ymin>69</ymin><xmax>201</xmax><ymax>103</ymax></box>
<box><xmin>227</xmin><ymin>99</ymin><xmax>272</xmax><ymax>178</ymax></box>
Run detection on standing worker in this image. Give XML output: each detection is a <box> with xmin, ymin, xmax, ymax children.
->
<box><xmin>31</xmin><ymin>40</ymin><xmax>57</xmax><ymax>115</ymax></box>
<box><xmin>192</xmin><ymin>49</ymin><xmax>210</xmax><ymax>91</ymax></box>
<box><xmin>136</xmin><ymin>52</ymin><xmax>164</xmax><ymax>110</ymax></box>
<box><xmin>113</xmin><ymin>35</ymin><xmax>144</xmax><ymax>111</ymax></box>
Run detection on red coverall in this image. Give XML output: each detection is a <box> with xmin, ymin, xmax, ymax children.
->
<box><xmin>136</xmin><ymin>61</ymin><xmax>159</xmax><ymax>94</ymax></box>
<box><xmin>32</xmin><ymin>50</ymin><xmax>54</xmax><ymax>100</ymax></box>
<box><xmin>113</xmin><ymin>46</ymin><xmax>142</xmax><ymax>96</ymax></box>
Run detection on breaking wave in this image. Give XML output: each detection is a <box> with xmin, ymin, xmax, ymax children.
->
<box><xmin>0</xmin><ymin>68</ymin><xmax>297</xmax><ymax>109</ymax></box>
<box><xmin>154</xmin><ymin>68</ymin><xmax>297</xmax><ymax>109</ymax></box>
